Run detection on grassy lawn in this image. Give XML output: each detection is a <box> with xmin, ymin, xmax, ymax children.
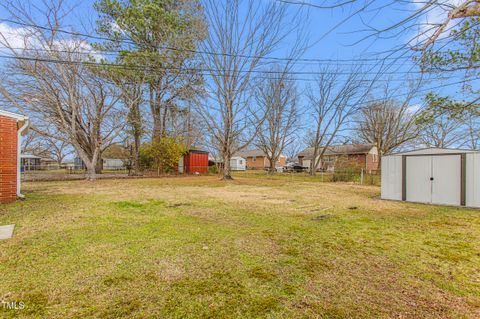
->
<box><xmin>0</xmin><ymin>176</ymin><xmax>479</xmax><ymax>318</ymax></box>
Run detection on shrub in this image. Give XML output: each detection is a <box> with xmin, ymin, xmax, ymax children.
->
<box><xmin>331</xmin><ymin>155</ymin><xmax>361</xmax><ymax>183</ymax></box>
<box><xmin>140</xmin><ymin>137</ymin><xmax>186</xmax><ymax>175</ymax></box>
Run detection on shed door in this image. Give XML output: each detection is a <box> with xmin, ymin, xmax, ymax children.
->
<box><xmin>431</xmin><ymin>155</ymin><xmax>461</xmax><ymax>206</ymax></box>
<box><xmin>406</xmin><ymin>156</ymin><xmax>432</xmax><ymax>204</ymax></box>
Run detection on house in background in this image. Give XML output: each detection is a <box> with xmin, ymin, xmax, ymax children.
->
<box><xmin>20</xmin><ymin>154</ymin><xmax>41</xmax><ymax>171</ymax></box>
<box><xmin>21</xmin><ymin>154</ymin><xmax>60</xmax><ymax>171</ymax></box>
<box><xmin>40</xmin><ymin>157</ymin><xmax>60</xmax><ymax>170</ymax></box>
<box><xmin>230</xmin><ymin>156</ymin><xmax>246</xmax><ymax>171</ymax></box>
<box><xmin>103</xmin><ymin>158</ymin><xmax>126</xmax><ymax>170</ymax></box>
<box><xmin>236</xmin><ymin>149</ymin><xmax>287</xmax><ymax>170</ymax></box>
<box><xmin>297</xmin><ymin>144</ymin><xmax>379</xmax><ymax>173</ymax></box>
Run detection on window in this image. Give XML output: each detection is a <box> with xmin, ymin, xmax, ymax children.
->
<box><xmin>239</xmin><ymin>160</ymin><xmax>243</xmax><ymax>165</ymax></box>
<box><xmin>252</xmin><ymin>156</ymin><xmax>256</xmax><ymax>162</ymax></box>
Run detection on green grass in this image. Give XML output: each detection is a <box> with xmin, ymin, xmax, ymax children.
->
<box><xmin>0</xmin><ymin>175</ymin><xmax>479</xmax><ymax>318</ymax></box>
<box><xmin>231</xmin><ymin>169</ymin><xmax>381</xmax><ymax>185</ymax></box>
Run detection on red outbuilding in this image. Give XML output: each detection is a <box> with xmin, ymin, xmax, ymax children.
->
<box><xmin>179</xmin><ymin>150</ymin><xmax>209</xmax><ymax>174</ymax></box>
<box><xmin>0</xmin><ymin>110</ymin><xmax>29</xmax><ymax>204</ymax></box>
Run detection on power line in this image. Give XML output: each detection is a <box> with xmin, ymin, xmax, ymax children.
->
<box><xmin>0</xmin><ymin>53</ymin><xmax>455</xmax><ymax>77</ymax></box>
<box><xmin>0</xmin><ymin>18</ymin><xmax>420</xmax><ymax>64</ymax></box>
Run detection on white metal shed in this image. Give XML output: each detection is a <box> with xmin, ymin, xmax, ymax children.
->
<box><xmin>230</xmin><ymin>156</ymin><xmax>246</xmax><ymax>171</ymax></box>
<box><xmin>381</xmin><ymin>148</ymin><xmax>480</xmax><ymax>207</ymax></box>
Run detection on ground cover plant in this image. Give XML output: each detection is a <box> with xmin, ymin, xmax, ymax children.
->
<box><xmin>0</xmin><ymin>175</ymin><xmax>479</xmax><ymax>318</ymax></box>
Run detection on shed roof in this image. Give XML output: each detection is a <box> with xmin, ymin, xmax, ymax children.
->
<box><xmin>386</xmin><ymin>147</ymin><xmax>479</xmax><ymax>156</ymax></box>
<box><xmin>298</xmin><ymin>144</ymin><xmax>375</xmax><ymax>159</ymax></box>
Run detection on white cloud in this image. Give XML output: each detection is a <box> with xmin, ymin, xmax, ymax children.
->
<box><xmin>410</xmin><ymin>0</ymin><xmax>464</xmax><ymax>45</ymax></box>
<box><xmin>407</xmin><ymin>103</ymin><xmax>421</xmax><ymax>114</ymax></box>
<box><xmin>0</xmin><ymin>23</ymin><xmax>38</xmax><ymax>51</ymax></box>
<box><xmin>0</xmin><ymin>23</ymin><xmax>103</xmax><ymax>61</ymax></box>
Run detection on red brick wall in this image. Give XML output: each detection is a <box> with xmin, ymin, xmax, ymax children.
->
<box><xmin>245</xmin><ymin>156</ymin><xmax>267</xmax><ymax>169</ymax></box>
<box><xmin>0</xmin><ymin>115</ymin><xmax>18</xmax><ymax>204</ymax></box>
<box><xmin>366</xmin><ymin>153</ymin><xmax>379</xmax><ymax>173</ymax></box>
<box><xmin>348</xmin><ymin>154</ymin><xmax>378</xmax><ymax>172</ymax></box>
<box><xmin>246</xmin><ymin>156</ymin><xmax>286</xmax><ymax>169</ymax></box>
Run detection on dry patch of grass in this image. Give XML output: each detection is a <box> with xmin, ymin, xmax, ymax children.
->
<box><xmin>0</xmin><ymin>175</ymin><xmax>479</xmax><ymax>318</ymax></box>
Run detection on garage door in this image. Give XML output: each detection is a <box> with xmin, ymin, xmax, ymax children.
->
<box><xmin>406</xmin><ymin>155</ymin><xmax>461</xmax><ymax>205</ymax></box>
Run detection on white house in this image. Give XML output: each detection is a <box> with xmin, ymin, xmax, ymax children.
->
<box><xmin>103</xmin><ymin>158</ymin><xmax>126</xmax><ymax>170</ymax></box>
<box><xmin>381</xmin><ymin>147</ymin><xmax>480</xmax><ymax>207</ymax></box>
<box><xmin>230</xmin><ymin>156</ymin><xmax>246</xmax><ymax>171</ymax></box>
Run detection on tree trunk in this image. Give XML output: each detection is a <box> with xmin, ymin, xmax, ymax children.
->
<box><xmin>268</xmin><ymin>156</ymin><xmax>277</xmax><ymax>175</ymax></box>
<box><xmin>133</xmin><ymin>131</ymin><xmax>141</xmax><ymax>174</ymax></box>
<box><xmin>150</xmin><ymin>84</ymin><xmax>162</xmax><ymax>140</ymax></box>
<box><xmin>95</xmin><ymin>156</ymin><xmax>103</xmax><ymax>174</ymax></box>
<box><xmin>377</xmin><ymin>151</ymin><xmax>382</xmax><ymax>174</ymax></box>
<box><xmin>310</xmin><ymin>151</ymin><xmax>318</xmax><ymax>176</ymax></box>
<box><xmin>222</xmin><ymin>153</ymin><xmax>233</xmax><ymax>180</ymax></box>
<box><xmin>85</xmin><ymin>162</ymin><xmax>97</xmax><ymax>181</ymax></box>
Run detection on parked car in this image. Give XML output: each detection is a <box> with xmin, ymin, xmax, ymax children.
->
<box><xmin>284</xmin><ymin>164</ymin><xmax>308</xmax><ymax>173</ymax></box>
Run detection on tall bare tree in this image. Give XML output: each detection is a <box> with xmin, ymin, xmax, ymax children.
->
<box><xmin>254</xmin><ymin>67</ymin><xmax>299</xmax><ymax>174</ymax></box>
<box><xmin>420</xmin><ymin>113</ymin><xmax>465</xmax><ymax>148</ymax></box>
<box><xmin>109</xmin><ymin>70</ymin><xmax>145</xmax><ymax>175</ymax></box>
<box><xmin>465</xmin><ymin>115</ymin><xmax>480</xmax><ymax>149</ymax></box>
<box><xmin>355</xmin><ymin>89</ymin><xmax>421</xmax><ymax>166</ymax></box>
<box><xmin>197</xmin><ymin>0</ymin><xmax>301</xmax><ymax>179</ymax></box>
<box><xmin>0</xmin><ymin>0</ymin><xmax>125</xmax><ymax>180</ymax></box>
<box><xmin>306</xmin><ymin>66</ymin><xmax>372</xmax><ymax>175</ymax></box>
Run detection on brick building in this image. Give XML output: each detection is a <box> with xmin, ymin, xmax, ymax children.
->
<box><xmin>297</xmin><ymin>144</ymin><xmax>379</xmax><ymax>173</ymax></box>
<box><xmin>0</xmin><ymin>110</ymin><xmax>29</xmax><ymax>204</ymax></box>
<box><xmin>235</xmin><ymin>149</ymin><xmax>287</xmax><ymax>170</ymax></box>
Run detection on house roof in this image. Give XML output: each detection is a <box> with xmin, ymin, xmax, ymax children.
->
<box><xmin>0</xmin><ymin>110</ymin><xmax>29</xmax><ymax>135</ymax></box>
<box><xmin>236</xmin><ymin>149</ymin><xmax>286</xmax><ymax>158</ymax></box>
<box><xmin>298</xmin><ymin>144</ymin><xmax>375</xmax><ymax>159</ymax></box>
<box><xmin>21</xmin><ymin>154</ymin><xmax>42</xmax><ymax>159</ymax></box>
<box><xmin>0</xmin><ymin>110</ymin><xmax>27</xmax><ymax>121</ymax></box>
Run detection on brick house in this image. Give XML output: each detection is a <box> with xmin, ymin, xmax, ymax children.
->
<box><xmin>236</xmin><ymin>149</ymin><xmax>287</xmax><ymax>170</ymax></box>
<box><xmin>0</xmin><ymin>110</ymin><xmax>29</xmax><ymax>204</ymax></box>
<box><xmin>297</xmin><ymin>144</ymin><xmax>379</xmax><ymax>173</ymax></box>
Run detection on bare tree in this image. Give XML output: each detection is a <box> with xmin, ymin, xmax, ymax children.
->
<box><xmin>306</xmin><ymin>66</ymin><xmax>372</xmax><ymax>175</ymax></box>
<box><xmin>465</xmin><ymin>116</ymin><xmax>480</xmax><ymax>149</ymax></box>
<box><xmin>110</xmin><ymin>72</ymin><xmax>145</xmax><ymax>175</ymax></box>
<box><xmin>21</xmin><ymin>130</ymin><xmax>43</xmax><ymax>154</ymax></box>
<box><xmin>0</xmin><ymin>0</ymin><xmax>125</xmax><ymax>180</ymax></box>
<box><xmin>196</xmin><ymin>0</ymin><xmax>300</xmax><ymax>180</ymax></box>
<box><xmin>420</xmin><ymin>114</ymin><xmax>465</xmax><ymax>148</ymax></box>
<box><xmin>355</xmin><ymin>88</ymin><xmax>421</xmax><ymax>166</ymax></box>
<box><xmin>254</xmin><ymin>67</ymin><xmax>299</xmax><ymax>174</ymax></box>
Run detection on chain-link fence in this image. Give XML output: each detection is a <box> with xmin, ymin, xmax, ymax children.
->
<box><xmin>21</xmin><ymin>163</ymin><xmax>380</xmax><ymax>185</ymax></box>
<box><xmin>230</xmin><ymin>168</ymin><xmax>381</xmax><ymax>185</ymax></box>
<box><xmin>20</xmin><ymin>164</ymin><xmax>218</xmax><ymax>181</ymax></box>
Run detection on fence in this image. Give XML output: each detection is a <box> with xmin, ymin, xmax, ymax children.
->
<box><xmin>20</xmin><ymin>163</ymin><xmax>380</xmax><ymax>185</ymax></box>
<box><xmin>230</xmin><ymin>168</ymin><xmax>381</xmax><ymax>185</ymax></box>
<box><xmin>20</xmin><ymin>164</ymin><xmax>216</xmax><ymax>181</ymax></box>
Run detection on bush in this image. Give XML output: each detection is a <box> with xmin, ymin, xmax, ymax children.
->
<box><xmin>330</xmin><ymin>156</ymin><xmax>361</xmax><ymax>183</ymax></box>
<box><xmin>139</xmin><ymin>137</ymin><xmax>186</xmax><ymax>175</ymax></box>
<box><xmin>208</xmin><ymin>165</ymin><xmax>219</xmax><ymax>174</ymax></box>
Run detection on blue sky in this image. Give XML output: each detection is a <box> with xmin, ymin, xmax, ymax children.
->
<box><xmin>0</xmin><ymin>0</ymin><xmax>468</xmax><ymax>102</ymax></box>
<box><xmin>0</xmin><ymin>0</ymin><xmax>473</xmax><ymax>148</ymax></box>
